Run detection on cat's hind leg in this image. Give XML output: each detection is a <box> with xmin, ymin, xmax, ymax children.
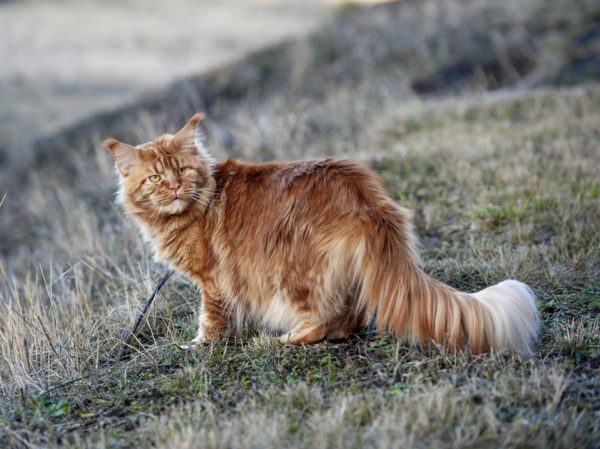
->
<box><xmin>279</xmin><ymin>321</ymin><xmax>329</xmax><ymax>345</ymax></box>
<box><xmin>279</xmin><ymin>303</ymin><xmax>362</xmax><ymax>345</ymax></box>
<box><xmin>280</xmin><ymin>312</ymin><xmax>366</xmax><ymax>345</ymax></box>
<box><xmin>278</xmin><ymin>286</ymin><xmax>342</xmax><ymax>345</ymax></box>
<box><xmin>326</xmin><ymin>312</ymin><xmax>368</xmax><ymax>340</ymax></box>
<box><xmin>280</xmin><ymin>267</ymin><xmax>364</xmax><ymax>345</ymax></box>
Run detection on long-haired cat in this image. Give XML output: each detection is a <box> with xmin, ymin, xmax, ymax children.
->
<box><xmin>104</xmin><ymin>113</ymin><xmax>538</xmax><ymax>355</ymax></box>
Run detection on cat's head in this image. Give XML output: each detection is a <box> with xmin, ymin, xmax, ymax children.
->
<box><xmin>103</xmin><ymin>113</ymin><xmax>215</xmax><ymax>219</ymax></box>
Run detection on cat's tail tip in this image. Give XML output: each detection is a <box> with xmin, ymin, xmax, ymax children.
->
<box><xmin>472</xmin><ymin>279</ymin><xmax>539</xmax><ymax>356</ymax></box>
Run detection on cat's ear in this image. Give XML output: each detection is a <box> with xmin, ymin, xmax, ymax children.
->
<box><xmin>175</xmin><ymin>113</ymin><xmax>211</xmax><ymax>158</ymax></box>
<box><xmin>103</xmin><ymin>138</ymin><xmax>139</xmax><ymax>176</ymax></box>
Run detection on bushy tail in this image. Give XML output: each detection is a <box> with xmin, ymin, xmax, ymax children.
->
<box><xmin>366</xmin><ymin>262</ymin><xmax>539</xmax><ymax>355</ymax></box>
<box><xmin>360</xmin><ymin>214</ymin><xmax>539</xmax><ymax>354</ymax></box>
<box><xmin>351</xmin><ymin>181</ymin><xmax>539</xmax><ymax>355</ymax></box>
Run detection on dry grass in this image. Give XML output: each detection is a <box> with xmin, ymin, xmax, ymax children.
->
<box><xmin>1</xmin><ymin>0</ymin><xmax>600</xmax><ymax>447</ymax></box>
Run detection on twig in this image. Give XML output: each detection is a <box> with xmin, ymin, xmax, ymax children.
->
<box><xmin>33</xmin><ymin>374</ymin><xmax>93</xmax><ymax>398</ymax></box>
<box><xmin>24</xmin><ymin>338</ymin><xmax>31</xmax><ymax>373</ymax></box>
<box><xmin>31</xmin><ymin>362</ymin><xmax>118</xmax><ymax>399</ymax></box>
<box><xmin>116</xmin><ymin>269</ymin><xmax>174</xmax><ymax>362</ymax></box>
<box><xmin>37</xmin><ymin>316</ymin><xmax>60</xmax><ymax>360</ymax></box>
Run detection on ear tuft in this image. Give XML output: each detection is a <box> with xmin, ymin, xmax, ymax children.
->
<box><xmin>103</xmin><ymin>138</ymin><xmax>139</xmax><ymax>176</ymax></box>
<box><xmin>188</xmin><ymin>112</ymin><xmax>205</xmax><ymax>125</ymax></box>
<box><xmin>102</xmin><ymin>138</ymin><xmax>121</xmax><ymax>151</ymax></box>
<box><xmin>194</xmin><ymin>120</ymin><xmax>210</xmax><ymax>156</ymax></box>
<box><xmin>175</xmin><ymin>113</ymin><xmax>211</xmax><ymax>159</ymax></box>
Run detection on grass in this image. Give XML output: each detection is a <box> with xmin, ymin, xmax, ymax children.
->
<box><xmin>1</xmin><ymin>84</ymin><xmax>599</xmax><ymax>448</ymax></box>
<box><xmin>1</xmin><ymin>0</ymin><xmax>600</xmax><ymax>447</ymax></box>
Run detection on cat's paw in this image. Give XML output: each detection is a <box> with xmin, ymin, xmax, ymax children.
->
<box><xmin>179</xmin><ymin>335</ymin><xmax>206</xmax><ymax>350</ymax></box>
<box><xmin>190</xmin><ymin>332</ymin><xmax>208</xmax><ymax>345</ymax></box>
<box><xmin>177</xmin><ymin>334</ymin><xmax>202</xmax><ymax>350</ymax></box>
<box><xmin>178</xmin><ymin>328</ymin><xmax>207</xmax><ymax>349</ymax></box>
<box><xmin>279</xmin><ymin>332</ymin><xmax>294</xmax><ymax>345</ymax></box>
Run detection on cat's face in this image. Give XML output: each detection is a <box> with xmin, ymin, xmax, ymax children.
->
<box><xmin>104</xmin><ymin>113</ymin><xmax>214</xmax><ymax>218</ymax></box>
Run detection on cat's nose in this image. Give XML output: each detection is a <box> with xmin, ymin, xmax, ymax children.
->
<box><xmin>170</xmin><ymin>184</ymin><xmax>180</xmax><ymax>194</ymax></box>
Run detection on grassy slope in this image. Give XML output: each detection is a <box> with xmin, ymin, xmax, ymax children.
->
<box><xmin>1</xmin><ymin>0</ymin><xmax>600</xmax><ymax>447</ymax></box>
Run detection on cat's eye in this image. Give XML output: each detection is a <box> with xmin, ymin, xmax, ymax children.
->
<box><xmin>149</xmin><ymin>175</ymin><xmax>161</xmax><ymax>182</ymax></box>
<box><xmin>177</xmin><ymin>167</ymin><xmax>186</xmax><ymax>176</ymax></box>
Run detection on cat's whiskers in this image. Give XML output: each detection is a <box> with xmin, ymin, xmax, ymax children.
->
<box><xmin>150</xmin><ymin>206</ymin><xmax>163</xmax><ymax>227</ymax></box>
<box><xmin>189</xmin><ymin>190</ymin><xmax>213</xmax><ymax>203</ymax></box>
<box><xmin>189</xmin><ymin>197</ymin><xmax>211</xmax><ymax>212</ymax></box>
<box><xmin>189</xmin><ymin>186</ymin><xmax>233</xmax><ymax>212</ymax></box>
<box><xmin>139</xmin><ymin>205</ymin><xmax>161</xmax><ymax>228</ymax></box>
<box><xmin>190</xmin><ymin>193</ymin><xmax>220</xmax><ymax>213</ymax></box>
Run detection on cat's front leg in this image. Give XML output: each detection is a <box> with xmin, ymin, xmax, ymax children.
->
<box><xmin>190</xmin><ymin>326</ymin><xmax>206</xmax><ymax>345</ymax></box>
<box><xmin>190</xmin><ymin>288</ymin><xmax>230</xmax><ymax>345</ymax></box>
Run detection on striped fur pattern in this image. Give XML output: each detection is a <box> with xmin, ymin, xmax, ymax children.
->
<box><xmin>104</xmin><ymin>114</ymin><xmax>539</xmax><ymax>355</ymax></box>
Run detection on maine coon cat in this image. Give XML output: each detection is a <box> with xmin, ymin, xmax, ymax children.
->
<box><xmin>104</xmin><ymin>113</ymin><xmax>539</xmax><ymax>355</ymax></box>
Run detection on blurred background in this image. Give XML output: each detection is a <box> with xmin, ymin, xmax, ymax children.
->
<box><xmin>0</xmin><ymin>0</ymin><xmax>375</xmax><ymax>151</ymax></box>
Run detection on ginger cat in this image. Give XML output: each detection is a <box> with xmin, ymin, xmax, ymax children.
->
<box><xmin>104</xmin><ymin>114</ymin><xmax>538</xmax><ymax>354</ymax></box>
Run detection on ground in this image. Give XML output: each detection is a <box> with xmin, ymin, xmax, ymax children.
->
<box><xmin>0</xmin><ymin>0</ymin><xmax>599</xmax><ymax>447</ymax></box>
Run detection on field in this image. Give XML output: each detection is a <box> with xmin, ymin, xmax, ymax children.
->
<box><xmin>1</xmin><ymin>0</ymin><xmax>600</xmax><ymax>447</ymax></box>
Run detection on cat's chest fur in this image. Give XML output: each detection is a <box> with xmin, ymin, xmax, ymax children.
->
<box><xmin>139</xmin><ymin>212</ymin><xmax>212</xmax><ymax>280</ymax></box>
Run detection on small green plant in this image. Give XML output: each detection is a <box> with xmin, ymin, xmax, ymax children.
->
<box><xmin>335</xmin><ymin>2</ymin><xmax>362</xmax><ymax>17</ymax></box>
<box><xmin>554</xmin><ymin>318</ymin><xmax>600</xmax><ymax>358</ymax></box>
<box><xmin>471</xmin><ymin>197</ymin><xmax>533</xmax><ymax>228</ymax></box>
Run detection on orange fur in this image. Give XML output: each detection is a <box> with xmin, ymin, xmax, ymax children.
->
<box><xmin>104</xmin><ymin>114</ymin><xmax>539</xmax><ymax>355</ymax></box>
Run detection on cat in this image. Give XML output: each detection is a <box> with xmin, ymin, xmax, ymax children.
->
<box><xmin>104</xmin><ymin>113</ymin><xmax>539</xmax><ymax>355</ymax></box>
